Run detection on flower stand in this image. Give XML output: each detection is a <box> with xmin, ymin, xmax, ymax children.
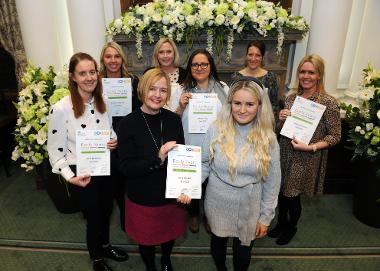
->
<box><xmin>353</xmin><ymin>160</ymin><xmax>380</xmax><ymax>228</ymax></box>
<box><xmin>35</xmin><ymin>160</ymin><xmax>79</xmax><ymax>214</ymax></box>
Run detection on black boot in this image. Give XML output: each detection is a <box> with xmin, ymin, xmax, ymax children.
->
<box><xmin>267</xmin><ymin>222</ymin><xmax>285</xmax><ymax>238</ymax></box>
<box><xmin>268</xmin><ymin>194</ymin><xmax>289</xmax><ymax>238</ymax></box>
<box><xmin>139</xmin><ymin>244</ymin><xmax>158</xmax><ymax>271</ymax></box>
<box><xmin>93</xmin><ymin>259</ymin><xmax>113</xmax><ymax>271</ymax></box>
<box><xmin>276</xmin><ymin>226</ymin><xmax>297</xmax><ymax>245</ymax></box>
<box><xmin>161</xmin><ymin>257</ymin><xmax>173</xmax><ymax>271</ymax></box>
<box><xmin>276</xmin><ymin>195</ymin><xmax>301</xmax><ymax>245</ymax></box>
<box><xmin>102</xmin><ymin>245</ymin><xmax>129</xmax><ymax>262</ymax></box>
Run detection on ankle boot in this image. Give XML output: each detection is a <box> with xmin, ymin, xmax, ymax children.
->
<box><xmin>276</xmin><ymin>226</ymin><xmax>297</xmax><ymax>245</ymax></box>
<box><xmin>267</xmin><ymin>222</ymin><xmax>285</xmax><ymax>238</ymax></box>
<box><xmin>161</xmin><ymin>257</ymin><xmax>173</xmax><ymax>271</ymax></box>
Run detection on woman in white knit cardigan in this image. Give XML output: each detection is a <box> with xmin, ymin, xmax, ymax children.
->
<box><xmin>201</xmin><ymin>79</ymin><xmax>281</xmax><ymax>271</ymax></box>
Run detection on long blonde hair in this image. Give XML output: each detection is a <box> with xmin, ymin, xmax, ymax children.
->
<box><xmin>210</xmin><ymin>80</ymin><xmax>276</xmax><ymax>180</ymax></box>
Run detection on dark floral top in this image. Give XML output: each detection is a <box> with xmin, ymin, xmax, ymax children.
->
<box><xmin>231</xmin><ymin>71</ymin><xmax>279</xmax><ymax>112</ymax></box>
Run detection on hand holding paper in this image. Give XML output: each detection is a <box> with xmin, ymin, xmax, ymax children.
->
<box><xmin>280</xmin><ymin>96</ymin><xmax>326</xmax><ymax>144</ymax></box>
<box><xmin>165</xmin><ymin>144</ymin><xmax>202</xmax><ymax>199</ymax></box>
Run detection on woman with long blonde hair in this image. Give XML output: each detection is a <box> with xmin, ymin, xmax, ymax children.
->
<box><xmin>202</xmin><ymin>79</ymin><xmax>281</xmax><ymax>271</ymax></box>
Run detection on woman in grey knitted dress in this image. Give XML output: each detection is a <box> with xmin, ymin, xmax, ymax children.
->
<box><xmin>201</xmin><ymin>80</ymin><xmax>281</xmax><ymax>271</ymax></box>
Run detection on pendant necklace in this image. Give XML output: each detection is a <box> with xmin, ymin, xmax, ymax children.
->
<box><xmin>141</xmin><ymin>109</ymin><xmax>163</xmax><ymax>152</ymax></box>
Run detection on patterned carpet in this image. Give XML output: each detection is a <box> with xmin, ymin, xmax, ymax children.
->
<box><xmin>1</xmin><ymin>164</ymin><xmax>380</xmax><ymax>271</ymax></box>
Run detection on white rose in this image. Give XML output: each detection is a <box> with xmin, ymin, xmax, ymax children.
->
<box><xmin>230</xmin><ymin>16</ymin><xmax>240</xmax><ymax>26</ymax></box>
<box><xmin>237</xmin><ymin>9</ymin><xmax>245</xmax><ymax>19</ymax></box>
<box><xmin>366</xmin><ymin>123</ymin><xmax>374</xmax><ymax>131</ymax></box>
<box><xmin>377</xmin><ymin>109</ymin><xmax>380</xmax><ymax>120</ymax></box>
<box><xmin>232</xmin><ymin>3</ymin><xmax>239</xmax><ymax>12</ymax></box>
<box><xmin>215</xmin><ymin>14</ymin><xmax>225</xmax><ymax>25</ymax></box>
<box><xmin>136</xmin><ymin>7</ymin><xmax>144</xmax><ymax>15</ymax></box>
<box><xmin>248</xmin><ymin>9</ymin><xmax>257</xmax><ymax>20</ymax></box>
<box><xmin>186</xmin><ymin>15</ymin><xmax>196</xmax><ymax>26</ymax></box>
<box><xmin>152</xmin><ymin>14</ymin><xmax>162</xmax><ymax>22</ymax></box>
<box><xmin>360</xmin><ymin>130</ymin><xmax>365</xmax><ymax>135</ymax></box>
<box><xmin>114</xmin><ymin>18</ymin><xmax>123</xmax><ymax>31</ymax></box>
<box><xmin>162</xmin><ymin>15</ymin><xmax>171</xmax><ymax>25</ymax></box>
<box><xmin>355</xmin><ymin>126</ymin><xmax>362</xmax><ymax>132</ymax></box>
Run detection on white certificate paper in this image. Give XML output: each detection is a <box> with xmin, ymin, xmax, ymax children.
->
<box><xmin>188</xmin><ymin>93</ymin><xmax>218</xmax><ymax>133</ymax></box>
<box><xmin>280</xmin><ymin>96</ymin><xmax>326</xmax><ymax>144</ymax></box>
<box><xmin>165</xmin><ymin>144</ymin><xmax>202</xmax><ymax>199</ymax></box>
<box><xmin>76</xmin><ymin>130</ymin><xmax>111</xmax><ymax>176</ymax></box>
<box><xmin>102</xmin><ymin>78</ymin><xmax>132</xmax><ymax>117</ymax></box>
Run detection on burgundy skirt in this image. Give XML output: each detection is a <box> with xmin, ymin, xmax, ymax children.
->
<box><xmin>125</xmin><ymin>198</ymin><xmax>187</xmax><ymax>245</ymax></box>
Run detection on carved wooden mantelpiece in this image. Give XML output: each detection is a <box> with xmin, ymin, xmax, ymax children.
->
<box><xmin>114</xmin><ymin>31</ymin><xmax>304</xmax><ymax>98</ymax></box>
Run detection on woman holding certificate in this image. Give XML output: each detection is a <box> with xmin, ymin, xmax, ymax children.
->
<box><xmin>99</xmin><ymin>41</ymin><xmax>142</xmax><ymax>124</ymax></box>
<box><xmin>100</xmin><ymin>41</ymin><xmax>142</xmax><ymax>234</ymax></box>
<box><xmin>232</xmin><ymin>41</ymin><xmax>279</xmax><ymax>113</ymax></box>
<box><xmin>47</xmin><ymin>52</ymin><xmax>128</xmax><ymax>271</ymax></box>
<box><xmin>201</xmin><ymin>80</ymin><xmax>281</xmax><ymax>271</ymax></box>
<box><xmin>177</xmin><ymin>49</ymin><xmax>228</xmax><ymax>233</ymax></box>
<box><xmin>270</xmin><ymin>54</ymin><xmax>341</xmax><ymax>245</ymax></box>
<box><xmin>117</xmin><ymin>68</ymin><xmax>191</xmax><ymax>271</ymax></box>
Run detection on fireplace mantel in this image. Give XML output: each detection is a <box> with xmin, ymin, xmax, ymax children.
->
<box><xmin>114</xmin><ymin>31</ymin><xmax>304</xmax><ymax>99</ymax></box>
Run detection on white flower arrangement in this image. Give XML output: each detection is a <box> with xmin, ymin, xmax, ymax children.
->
<box><xmin>341</xmin><ymin>64</ymin><xmax>380</xmax><ymax>176</ymax></box>
<box><xmin>106</xmin><ymin>0</ymin><xmax>309</xmax><ymax>61</ymax></box>
<box><xmin>12</xmin><ymin>63</ymin><xmax>69</xmax><ymax>171</ymax></box>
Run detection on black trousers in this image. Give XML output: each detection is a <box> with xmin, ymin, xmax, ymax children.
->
<box><xmin>276</xmin><ymin>193</ymin><xmax>302</xmax><ymax>228</ymax></box>
<box><xmin>69</xmin><ymin>167</ymin><xmax>115</xmax><ymax>260</ymax></box>
<box><xmin>211</xmin><ymin>234</ymin><xmax>254</xmax><ymax>271</ymax></box>
<box><xmin>111</xmin><ymin>150</ymin><xmax>125</xmax><ymax>231</ymax></box>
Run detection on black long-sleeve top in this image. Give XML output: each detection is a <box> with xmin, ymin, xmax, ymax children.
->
<box><xmin>112</xmin><ymin>74</ymin><xmax>142</xmax><ymax>132</ymax></box>
<box><xmin>117</xmin><ymin>108</ymin><xmax>185</xmax><ymax>206</ymax></box>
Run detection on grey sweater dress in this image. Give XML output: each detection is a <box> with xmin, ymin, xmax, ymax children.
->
<box><xmin>201</xmin><ymin>123</ymin><xmax>281</xmax><ymax>246</ymax></box>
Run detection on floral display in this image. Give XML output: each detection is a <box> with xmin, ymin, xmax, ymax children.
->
<box><xmin>106</xmin><ymin>0</ymin><xmax>309</xmax><ymax>61</ymax></box>
<box><xmin>12</xmin><ymin>63</ymin><xmax>69</xmax><ymax>171</ymax></box>
<box><xmin>341</xmin><ymin>64</ymin><xmax>380</xmax><ymax>176</ymax></box>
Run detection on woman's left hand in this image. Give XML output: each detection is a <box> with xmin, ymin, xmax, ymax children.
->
<box><xmin>177</xmin><ymin>194</ymin><xmax>192</xmax><ymax>204</ymax></box>
<box><xmin>255</xmin><ymin>223</ymin><xmax>268</xmax><ymax>239</ymax></box>
<box><xmin>107</xmin><ymin>138</ymin><xmax>118</xmax><ymax>150</ymax></box>
<box><xmin>158</xmin><ymin>141</ymin><xmax>177</xmax><ymax>163</ymax></box>
<box><xmin>291</xmin><ymin>137</ymin><xmax>311</xmax><ymax>152</ymax></box>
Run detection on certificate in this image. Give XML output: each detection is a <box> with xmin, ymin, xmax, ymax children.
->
<box><xmin>102</xmin><ymin>78</ymin><xmax>132</xmax><ymax>117</ymax></box>
<box><xmin>188</xmin><ymin>93</ymin><xmax>218</xmax><ymax>133</ymax></box>
<box><xmin>165</xmin><ymin>144</ymin><xmax>202</xmax><ymax>199</ymax></box>
<box><xmin>280</xmin><ymin>96</ymin><xmax>326</xmax><ymax>144</ymax></box>
<box><xmin>76</xmin><ymin>130</ymin><xmax>111</xmax><ymax>176</ymax></box>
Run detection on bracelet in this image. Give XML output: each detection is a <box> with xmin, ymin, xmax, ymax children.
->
<box><xmin>312</xmin><ymin>144</ymin><xmax>317</xmax><ymax>152</ymax></box>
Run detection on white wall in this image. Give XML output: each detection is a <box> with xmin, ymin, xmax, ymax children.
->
<box><xmin>15</xmin><ymin>0</ymin><xmax>72</xmax><ymax>70</ymax></box>
<box><xmin>349</xmin><ymin>0</ymin><xmax>380</xmax><ymax>93</ymax></box>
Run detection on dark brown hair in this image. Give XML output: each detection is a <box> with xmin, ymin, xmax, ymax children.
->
<box><xmin>68</xmin><ymin>52</ymin><xmax>106</xmax><ymax>118</ymax></box>
<box><xmin>246</xmin><ymin>40</ymin><xmax>266</xmax><ymax>56</ymax></box>
<box><xmin>182</xmin><ymin>49</ymin><xmax>223</xmax><ymax>90</ymax></box>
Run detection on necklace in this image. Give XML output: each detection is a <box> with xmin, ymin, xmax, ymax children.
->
<box><xmin>141</xmin><ymin>109</ymin><xmax>163</xmax><ymax>152</ymax></box>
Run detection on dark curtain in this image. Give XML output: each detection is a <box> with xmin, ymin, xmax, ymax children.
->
<box><xmin>0</xmin><ymin>0</ymin><xmax>27</xmax><ymax>90</ymax></box>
